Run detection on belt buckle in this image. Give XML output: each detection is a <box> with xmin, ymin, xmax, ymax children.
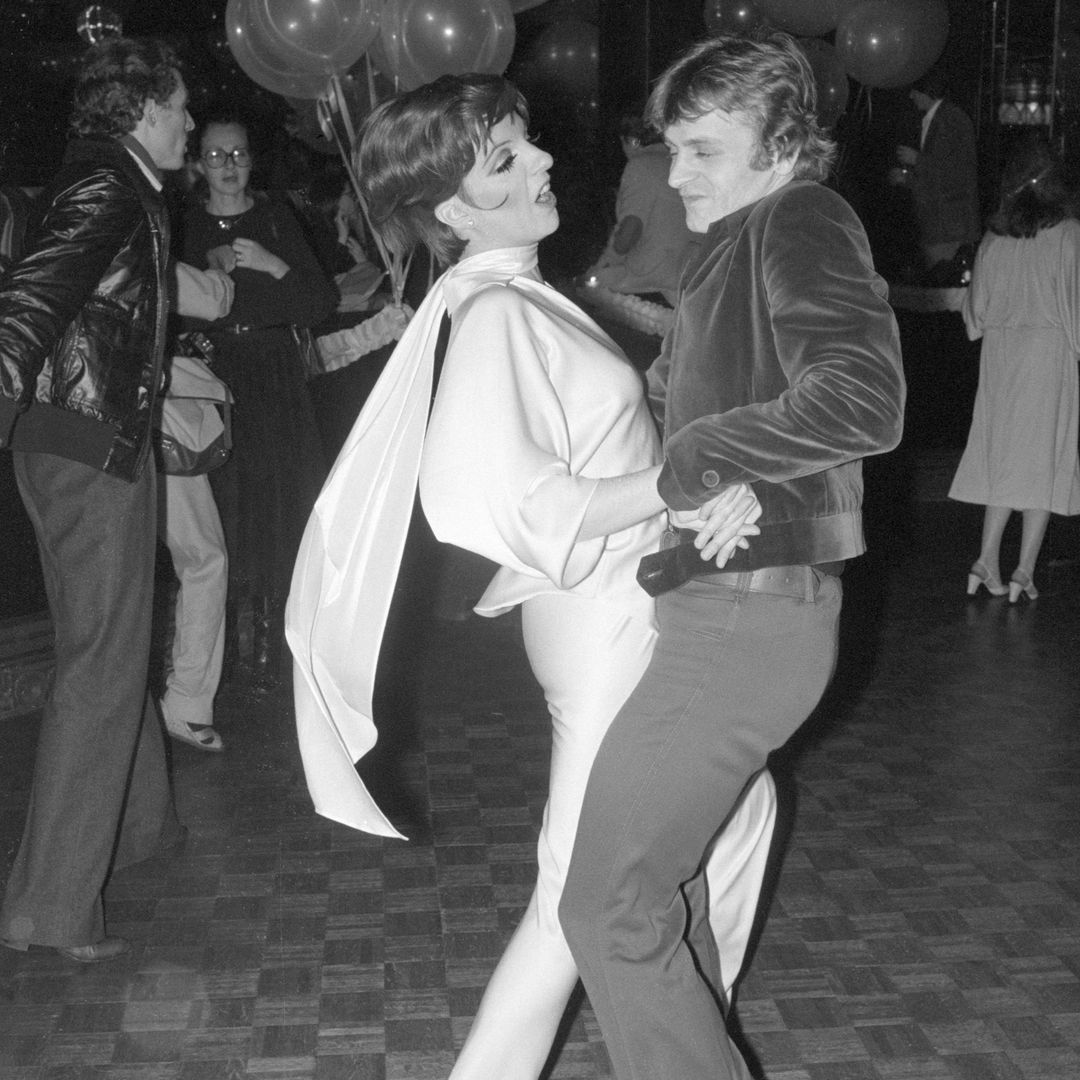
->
<box><xmin>659</xmin><ymin>525</ymin><xmax>680</xmax><ymax>551</ymax></box>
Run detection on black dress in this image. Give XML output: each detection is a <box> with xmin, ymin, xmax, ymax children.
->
<box><xmin>181</xmin><ymin>194</ymin><xmax>338</xmax><ymax>675</ymax></box>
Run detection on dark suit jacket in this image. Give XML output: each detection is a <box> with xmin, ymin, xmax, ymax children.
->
<box><xmin>912</xmin><ymin>99</ymin><xmax>982</xmax><ymax>248</ymax></box>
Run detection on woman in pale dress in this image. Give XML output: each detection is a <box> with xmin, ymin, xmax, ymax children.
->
<box><xmin>950</xmin><ymin>135</ymin><xmax>1080</xmax><ymax>601</ymax></box>
<box><xmin>287</xmin><ymin>74</ymin><xmax>777</xmax><ymax>1079</ymax></box>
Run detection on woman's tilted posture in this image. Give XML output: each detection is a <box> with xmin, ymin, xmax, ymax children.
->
<box><xmin>181</xmin><ymin>116</ymin><xmax>337</xmax><ymax>690</ymax></box>
<box><xmin>287</xmin><ymin>75</ymin><xmax>775</xmax><ymax>1079</ymax></box>
<box><xmin>950</xmin><ymin>135</ymin><xmax>1080</xmax><ymax>601</ymax></box>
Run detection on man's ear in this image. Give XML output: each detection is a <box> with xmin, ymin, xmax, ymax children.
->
<box><xmin>434</xmin><ymin>195</ymin><xmax>473</xmax><ymax>233</ymax></box>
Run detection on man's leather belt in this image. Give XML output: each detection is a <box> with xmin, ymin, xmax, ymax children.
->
<box><xmin>637</xmin><ymin>529</ymin><xmax>844</xmax><ymax>598</ymax></box>
<box><xmin>697</xmin><ymin>562</ymin><xmax>844</xmax><ymax>598</ymax></box>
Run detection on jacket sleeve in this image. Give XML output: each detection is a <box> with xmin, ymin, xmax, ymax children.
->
<box><xmin>173</xmin><ymin>260</ymin><xmax>234</xmax><ymax>320</ymax></box>
<box><xmin>0</xmin><ymin>170</ymin><xmax>140</xmax><ymax>441</ymax></box>
<box><xmin>257</xmin><ymin>201</ymin><xmax>339</xmax><ymax>328</ymax></box>
<box><xmin>659</xmin><ymin>192</ymin><xmax>906</xmax><ymax>506</ymax></box>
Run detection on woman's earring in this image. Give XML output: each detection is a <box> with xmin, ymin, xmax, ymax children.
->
<box><xmin>466</xmin><ymin>218</ymin><xmax>475</xmax><ymax>228</ymax></box>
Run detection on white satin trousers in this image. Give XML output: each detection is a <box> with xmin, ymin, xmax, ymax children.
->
<box><xmin>449</xmin><ymin>592</ymin><xmax>777</xmax><ymax>1080</ymax></box>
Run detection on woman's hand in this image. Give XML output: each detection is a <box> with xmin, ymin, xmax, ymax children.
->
<box><xmin>670</xmin><ymin>483</ymin><xmax>762</xmax><ymax>568</ymax></box>
<box><xmin>231</xmin><ymin>238</ymin><xmax>289</xmax><ymax>279</ymax></box>
<box><xmin>206</xmin><ymin>244</ymin><xmax>237</xmax><ymax>274</ymax></box>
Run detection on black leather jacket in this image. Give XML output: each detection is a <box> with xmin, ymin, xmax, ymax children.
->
<box><xmin>0</xmin><ymin>137</ymin><xmax>170</xmax><ymax>481</ymax></box>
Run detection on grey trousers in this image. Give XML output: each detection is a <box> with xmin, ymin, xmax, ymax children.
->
<box><xmin>560</xmin><ymin>570</ymin><xmax>842</xmax><ymax>1080</ymax></box>
<box><xmin>1</xmin><ymin>451</ymin><xmax>179</xmax><ymax>948</ymax></box>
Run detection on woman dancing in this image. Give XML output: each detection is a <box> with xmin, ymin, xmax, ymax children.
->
<box><xmin>288</xmin><ymin>74</ymin><xmax>776</xmax><ymax>1079</ymax></box>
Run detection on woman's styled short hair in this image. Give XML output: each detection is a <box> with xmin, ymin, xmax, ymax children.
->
<box><xmin>71</xmin><ymin>37</ymin><xmax>182</xmax><ymax>138</ymax></box>
<box><xmin>989</xmin><ymin>133</ymin><xmax>1071</xmax><ymax>239</ymax></box>
<box><xmin>356</xmin><ymin>73</ymin><xmax>528</xmax><ymax>266</ymax></box>
<box><xmin>646</xmin><ymin>32</ymin><xmax>835</xmax><ymax>183</ymax></box>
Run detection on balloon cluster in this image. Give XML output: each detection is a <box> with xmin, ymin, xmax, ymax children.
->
<box><xmin>226</xmin><ymin>0</ymin><xmax>517</xmax><ymax>100</ymax></box>
<box><xmin>702</xmin><ymin>0</ymin><xmax>951</xmax><ymax>126</ymax></box>
<box><xmin>376</xmin><ymin>0</ymin><xmax>516</xmax><ymax>93</ymax></box>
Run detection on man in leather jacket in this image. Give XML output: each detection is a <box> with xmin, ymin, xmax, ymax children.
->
<box><xmin>0</xmin><ymin>37</ymin><xmax>194</xmax><ymax>963</ymax></box>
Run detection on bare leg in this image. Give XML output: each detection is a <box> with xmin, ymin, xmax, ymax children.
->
<box><xmin>1016</xmin><ymin>509</ymin><xmax>1051</xmax><ymax>578</ymax></box>
<box><xmin>977</xmin><ymin>504</ymin><xmax>1012</xmax><ymax>583</ymax></box>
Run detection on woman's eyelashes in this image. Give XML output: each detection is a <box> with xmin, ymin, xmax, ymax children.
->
<box><xmin>495</xmin><ymin>152</ymin><xmax>517</xmax><ymax>175</ymax></box>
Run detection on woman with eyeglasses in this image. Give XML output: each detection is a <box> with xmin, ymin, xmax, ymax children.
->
<box><xmin>180</xmin><ymin>114</ymin><xmax>338</xmax><ymax>694</ymax></box>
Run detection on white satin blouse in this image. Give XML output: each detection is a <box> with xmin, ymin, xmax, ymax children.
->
<box><xmin>421</xmin><ymin>255</ymin><xmax>663</xmax><ymax>622</ymax></box>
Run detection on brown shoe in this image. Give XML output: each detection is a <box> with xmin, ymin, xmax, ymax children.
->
<box><xmin>56</xmin><ymin>937</ymin><xmax>131</xmax><ymax>963</ymax></box>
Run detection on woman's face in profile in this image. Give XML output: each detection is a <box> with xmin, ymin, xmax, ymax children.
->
<box><xmin>456</xmin><ymin>113</ymin><xmax>559</xmax><ymax>254</ymax></box>
<box><xmin>198</xmin><ymin>122</ymin><xmax>252</xmax><ymax>200</ymax></box>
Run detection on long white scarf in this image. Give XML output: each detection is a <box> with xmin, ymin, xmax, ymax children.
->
<box><xmin>285</xmin><ymin>246</ymin><xmax>541</xmax><ymax>838</ymax></box>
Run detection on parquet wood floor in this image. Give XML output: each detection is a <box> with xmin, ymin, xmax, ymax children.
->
<box><xmin>2</xmin><ymin>488</ymin><xmax>1079</xmax><ymax>1080</ymax></box>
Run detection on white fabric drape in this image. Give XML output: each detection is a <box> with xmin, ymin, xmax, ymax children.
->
<box><xmin>286</xmin><ymin>246</ymin><xmax>565</xmax><ymax>837</ymax></box>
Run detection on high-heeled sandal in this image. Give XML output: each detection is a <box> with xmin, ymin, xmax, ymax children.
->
<box><xmin>1008</xmin><ymin>568</ymin><xmax>1039</xmax><ymax>603</ymax></box>
<box><xmin>967</xmin><ymin>561</ymin><xmax>1007</xmax><ymax>597</ymax></box>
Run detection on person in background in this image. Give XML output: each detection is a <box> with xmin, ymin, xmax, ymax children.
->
<box><xmin>158</xmin><ymin>261</ymin><xmax>235</xmax><ymax>752</ymax></box>
<box><xmin>586</xmin><ymin>106</ymin><xmax>699</xmax><ymax>306</ymax></box>
<box><xmin>180</xmin><ymin>113</ymin><xmax>337</xmax><ymax>693</ymax></box>
<box><xmin>559</xmin><ymin>34</ymin><xmax>905</xmax><ymax>1080</ymax></box>
<box><xmin>0</xmin><ymin>37</ymin><xmax>192</xmax><ymax>963</ymax></box>
<box><xmin>950</xmin><ymin>135</ymin><xmax>1080</xmax><ymax>601</ymax></box>
<box><xmin>895</xmin><ymin>67</ymin><xmax>981</xmax><ymax>279</ymax></box>
<box><xmin>287</xmin><ymin>72</ymin><xmax>776</xmax><ymax>1080</ymax></box>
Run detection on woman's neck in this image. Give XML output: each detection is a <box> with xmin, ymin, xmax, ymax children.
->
<box><xmin>205</xmin><ymin>190</ymin><xmax>254</xmax><ymax>217</ymax></box>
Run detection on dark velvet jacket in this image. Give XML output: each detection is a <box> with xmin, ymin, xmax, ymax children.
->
<box><xmin>0</xmin><ymin>137</ymin><xmax>170</xmax><ymax>481</ymax></box>
<box><xmin>647</xmin><ymin>181</ymin><xmax>905</xmax><ymax>571</ymax></box>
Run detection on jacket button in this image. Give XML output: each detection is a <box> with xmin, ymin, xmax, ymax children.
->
<box><xmin>702</xmin><ymin>470</ymin><xmax>720</xmax><ymax>488</ymax></box>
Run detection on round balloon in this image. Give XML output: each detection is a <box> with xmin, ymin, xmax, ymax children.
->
<box><xmin>836</xmin><ymin>0</ymin><xmax>949</xmax><ymax>90</ymax></box>
<box><xmin>378</xmin><ymin>0</ymin><xmax>517</xmax><ymax>92</ymax></box>
<box><xmin>76</xmin><ymin>5</ymin><xmax>122</xmax><ymax>45</ymax></box>
<box><xmin>247</xmin><ymin>0</ymin><xmax>380</xmax><ymax>78</ymax></box>
<box><xmin>225</xmin><ymin>0</ymin><xmax>332</xmax><ymax>99</ymax></box>
<box><xmin>758</xmin><ymin>0</ymin><xmax>840</xmax><ymax>37</ymax></box>
<box><xmin>526</xmin><ymin>17</ymin><xmax>598</xmax><ymax>101</ymax></box>
<box><xmin>798</xmin><ymin>37</ymin><xmax>849</xmax><ymax>127</ymax></box>
<box><xmin>702</xmin><ymin>1</ymin><xmax>762</xmax><ymax>36</ymax></box>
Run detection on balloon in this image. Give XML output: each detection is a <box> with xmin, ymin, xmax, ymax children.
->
<box><xmin>798</xmin><ymin>38</ymin><xmax>849</xmax><ymax>128</ymax></box>
<box><xmin>225</xmin><ymin>0</ymin><xmax>332</xmax><ymax>99</ymax></box>
<box><xmin>377</xmin><ymin>0</ymin><xmax>517</xmax><ymax>92</ymax></box>
<box><xmin>247</xmin><ymin>0</ymin><xmax>380</xmax><ymax>78</ymax></box>
<box><xmin>758</xmin><ymin>0</ymin><xmax>843</xmax><ymax>38</ymax></box>
<box><xmin>526</xmin><ymin>17</ymin><xmax>598</xmax><ymax>101</ymax></box>
<box><xmin>836</xmin><ymin>0</ymin><xmax>949</xmax><ymax>90</ymax></box>
<box><xmin>76</xmin><ymin>5</ymin><xmax>122</xmax><ymax>45</ymax></box>
<box><xmin>702</xmin><ymin>1</ymin><xmax>762</xmax><ymax>36</ymax></box>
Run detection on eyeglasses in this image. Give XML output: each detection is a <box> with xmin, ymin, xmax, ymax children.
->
<box><xmin>202</xmin><ymin>147</ymin><xmax>251</xmax><ymax>169</ymax></box>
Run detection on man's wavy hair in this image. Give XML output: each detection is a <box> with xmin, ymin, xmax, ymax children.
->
<box><xmin>356</xmin><ymin>73</ymin><xmax>528</xmax><ymax>266</ymax></box>
<box><xmin>71</xmin><ymin>37</ymin><xmax>182</xmax><ymax>138</ymax></box>
<box><xmin>647</xmin><ymin>32</ymin><xmax>835</xmax><ymax>183</ymax></box>
<box><xmin>988</xmin><ymin>133</ymin><xmax>1072</xmax><ymax>239</ymax></box>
